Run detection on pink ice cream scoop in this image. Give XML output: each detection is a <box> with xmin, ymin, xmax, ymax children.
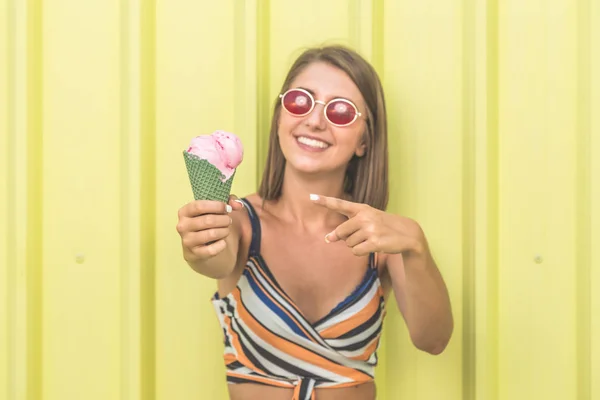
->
<box><xmin>186</xmin><ymin>130</ymin><xmax>244</xmax><ymax>181</ymax></box>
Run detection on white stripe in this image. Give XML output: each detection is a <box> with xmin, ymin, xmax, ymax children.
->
<box><xmin>229</xmin><ymin>370</ymin><xmax>295</xmax><ymax>388</ymax></box>
<box><xmin>240</xmin><ymin>275</ymin><xmax>375</xmax><ymax>373</ymax></box>
<box><xmin>325</xmin><ymin>310</ymin><xmax>383</xmax><ymax>348</ymax></box>
<box><xmin>238</xmin><ymin>278</ymin><xmax>375</xmax><ymax>375</ymax></box>
<box><xmin>212</xmin><ymin>267</ymin><xmax>382</xmax><ymax>383</ymax></box>
<box><xmin>229</xmin><ymin>365</ymin><xmax>256</xmax><ymax>375</ymax></box>
<box><xmin>225</xmin><ymin>297</ymin><xmax>296</xmax><ymax>378</ymax></box>
<box><xmin>337</xmin><ymin>336</ymin><xmax>380</xmax><ymax>358</ymax></box>
<box><xmin>303</xmin><ymin>379</ymin><xmax>316</xmax><ymax>400</ymax></box>
<box><xmin>233</xmin><ymin>292</ymin><xmax>356</xmax><ymax>383</ymax></box>
<box><xmin>314</xmin><ymin>282</ymin><xmax>381</xmax><ymax>331</ymax></box>
<box><xmin>245</xmin><ymin>262</ymin><xmax>327</xmax><ymax>346</ymax></box>
<box><xmin>228</xmin><ymin>363</ymin><xmax>296</xmax><ymax>387</ymax></box>
<box><xmin>234</xmin><ymin>317</ymin><xmax>351</xmax><ymax>383</ymax></box>
<box><xmin>212</xmin><ymin>299</ymin><xmax>238</xmax><ymax>358</ymax></box>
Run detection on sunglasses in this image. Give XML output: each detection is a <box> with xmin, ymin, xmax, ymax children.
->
<box><xmin>279</xmin><ymin>88</ymin><xmax>362</xmax><ymax>127</ymax></box>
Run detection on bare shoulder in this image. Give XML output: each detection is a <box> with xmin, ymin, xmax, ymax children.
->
<box><xmin>241</xmin><ymin>193</ymin><xmax>266</xmax><ymax>216</ymax></box>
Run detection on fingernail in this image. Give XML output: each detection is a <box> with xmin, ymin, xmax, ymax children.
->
<box><xmin>234</xmin><ymin>199</ymin><xmax>245</xmax><ymax>208</ymax></box>
<box><xmin>310</xmin><ymin>194</ymin><xmax>319</xmax><ymax>201</ymax></box>
<box><xmin>324</xmin><ymin>234</ymin><xmax>330</xmax><ymax>243</ymax></box>
<box><xmin>226</xmin><ymin>205</ymin><xmax>232</xmax><ymax>213</ymax></box>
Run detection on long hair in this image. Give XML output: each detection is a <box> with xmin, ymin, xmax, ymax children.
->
<box><xmin>258</xmin><ymin>45</ymin><xmax>389</xmax><ymax>211</ymax></box>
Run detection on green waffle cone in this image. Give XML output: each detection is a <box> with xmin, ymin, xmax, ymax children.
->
<box><xmin>183</xmin><ymin>150</ymin><xmax>235</xmax><ymax>203</ymax></box>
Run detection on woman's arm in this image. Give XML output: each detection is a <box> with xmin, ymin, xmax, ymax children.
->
<box><xmin>385</xmin><ymin>223</ymin><xmax>453</xmax><ymax>355</ymax></box>
<box><xmin>309</xmin><ymin>194</ymin><xmax>454</xmax><ymax>354</ymax></box>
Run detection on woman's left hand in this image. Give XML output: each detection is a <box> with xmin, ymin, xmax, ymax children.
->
<box><xmin>310</xmin><ymin>194</ymin><xmax>424</xmax><ymax>256</ymax></box>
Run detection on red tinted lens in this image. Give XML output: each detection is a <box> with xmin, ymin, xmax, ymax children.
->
<box><xmin>326</xmin><ymin>100</ymin><xmax>357</xmax><ymax>126</ymax></box>
<box><xmin>282</xmin><ymin>90</ymin><xmax>313</xmax><ymax>115</ymax></box>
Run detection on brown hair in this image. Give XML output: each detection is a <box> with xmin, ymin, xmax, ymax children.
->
<box><xmin>258</xmin><ymin>45</ymin><xmax>389</xmax><ymax>210</ymax></box>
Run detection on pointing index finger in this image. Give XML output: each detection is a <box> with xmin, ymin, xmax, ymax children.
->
<box><xmin>309</xmin><ymin>194</ymin><xmax>361</xmax><ymax>217</ymax></box>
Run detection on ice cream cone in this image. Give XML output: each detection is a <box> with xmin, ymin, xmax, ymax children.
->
<box><xmin>183</xmin><ymin>150</ymin><xmax>236</xmax><ymax>203</ymax></box>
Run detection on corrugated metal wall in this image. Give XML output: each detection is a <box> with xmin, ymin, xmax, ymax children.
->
<box><xmin>1</xmin><ymin>0</ymin><xmax>598</xmax><ymax>399</ymax></box>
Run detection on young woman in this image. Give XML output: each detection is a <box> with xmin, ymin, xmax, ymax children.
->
<box><xmin>176</xmin><ymin>45</ymin><xmax>453</xmax><ymax>400</ymax></box>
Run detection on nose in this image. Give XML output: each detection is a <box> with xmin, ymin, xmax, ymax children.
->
<box><xmin>305</xmin><ymin>100</ymin><xmax>327</xmax><ymax>130</ymax></box>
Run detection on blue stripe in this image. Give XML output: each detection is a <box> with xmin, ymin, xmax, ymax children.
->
<box><xmin>329</xmin><ymin>268</ymin><xmax>377</xmax><ymax>314</ymax></box>
<box><xmin>244</xmin><ymin>269</ymin><xmax>309</xmax><ymax>339</ymax></box>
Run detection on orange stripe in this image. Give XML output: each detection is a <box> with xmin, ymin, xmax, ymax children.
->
<box><xmin>314</xmin><ymin>381</ymin><xmax>375</xmax><ymax>390</ymax></box>
<box><xmin>319</xmin><ymin>291</ymin><xmax>382</xmax><ymax>339</ymax></box>
<box><xmin>223</xmin><ymin>314</ymin><xmax>268</xmax><ymax>375</ymax></box>
<box><xmin>248</xmin><ymin>257</ymin><xmax>301</xmax><ymax>314</ymax></box>
<box><xmin>231</xmin><ymin>288</ymin><xmax>372</xmax><ymax>382</ymax></box>
<box><xmin>244</xmin><ymin>264</ymin><xmax>315</xmax><ymax>341</ymax></box>
<box><xmin>349</xmin><ymin>337</ymin><xmax>381</xmax><ymax>361</ymax></box>
<box><xmin>224</xmin><ymin>352</ymin><xmax>237</xmax><ymax>365</ymax></box>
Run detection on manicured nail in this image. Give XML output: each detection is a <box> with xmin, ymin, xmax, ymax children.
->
<box><xmin>226</xmin><ymin>205</ymin><xmax>232</xmax><ymax>213</ymax></box>
<box><xmin>234</xmin><ymin>199</ymin><xmax>245</xmax><ymax>207</ymax></box>
<box><xmin>324</xmin><ymin>234</ymin><xmax>331</xmax><ymax>243</ymax></box>
<box><xmin>309</xmin><ymin>194</ymin><xmax>319</xmax><ymax>200</ymax></box>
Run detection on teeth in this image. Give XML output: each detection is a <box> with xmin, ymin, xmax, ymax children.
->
<box><xmin>297</xmin><ymin>136</ymin><xmax>329</xmax><ymax>149</ymax></box>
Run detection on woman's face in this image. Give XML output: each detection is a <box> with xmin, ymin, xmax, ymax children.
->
<box><xmin>277</xmin><ymin>62</ymin><xmax>367</xmax><ymax>176</ymax></box>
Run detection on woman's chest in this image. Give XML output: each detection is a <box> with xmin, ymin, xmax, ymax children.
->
<box><xmin>260</xmin><ymin>230</ymin><xmax>373</xmax><ymax>324</ymax></box>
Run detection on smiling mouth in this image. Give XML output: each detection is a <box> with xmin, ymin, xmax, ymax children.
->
<box><xmin>296</xmin><ymin>136</ymin><xmax>330</xmax><ymax>149</ymax></box>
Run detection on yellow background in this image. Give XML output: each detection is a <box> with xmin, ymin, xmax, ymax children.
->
<box><xmin>1</xmin><ymin>0</ymin><xmax>598</xmax><ymax>399</ymax></box>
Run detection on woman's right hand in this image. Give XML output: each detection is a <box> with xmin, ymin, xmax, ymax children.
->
<box><xmin>176</xmin><ymin>196</ymin><xmax>244</xmax><ymax>263</ymax></box>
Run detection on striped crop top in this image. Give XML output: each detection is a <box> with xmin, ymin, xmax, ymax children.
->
<box><xmin>212</xmin><ymin>198</ymin><xmax>386</xmax><ymax>400</ymax></box>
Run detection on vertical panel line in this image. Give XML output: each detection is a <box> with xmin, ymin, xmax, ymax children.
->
<box><xmin>485</xmin><ymin>0</ymin><xmax>500</xmax><ymax>397</ymax></box>
<box><xmin>461</xmin><ymin>0</ymin><xmax>476</xmax><ymax>398</ymax></box>
<box><xmin>348</xmin><ymin>0</ymin><xmax>376</xmax><ymax>64</ymax></box>
<box><xmin>119</xmin><ymin>0</ymin><xmax>131</xmax><ymax>398</ymax></box>
<box><xmin>576</xmin><ymin>0</ymin><xmax>591</xmax><ymax>398</ymax></box>
<box><xmin>140</xmin><ymin>0</ymin><xmax>156</xmax><ymax>398</ymax></box>
<box><xmin>371</xmin><ymin>0</ymin><xmax>384</xmax><ymax>77</ymax></box>
<box><xmin>474</xmin><ymin>0</ymin><xmax>500</xmax><ymax>398</ymax></box>
<box><xmin>233</xmin><ymin>1</ymin><xmax>247</xmax><ymax>160</ymax></box>
<box><xmin>26</xmin><ymin>0</ymin><xmax>43</xmax><ymax>397</ymax></box>
<box><xmin>233</xmin><ymin>2</ymin><xmax>246</xmax><ymax>135</ymax></box>
<box><xmin>0</xmin><ymin>0</ymin><xmax>7</xmax><ymax>396</ymax></box>
<box><xmin>348</xmin><ymin>0</ymin><xmax>360</xmax><ymax>52</ymax></box>
<box><xmin>256</xmin><ymin>0</ymin><xmax>270</xmax><ymax>181</ymax></box>
<box><xmin>6</xmin><ymin>0</ymin><xmax>17</xmax><ymax>397</ymax></box>
<box><xmin>590</xmin><ymin>0</ymin><xmax>599</xmax><ymax>396</ymax></box>
<box><xmin>233</xmin><ymin>0</ymin><xmax>258</xmax><ymax>190</ymax></box>
<box><xmin>8</xmin><ymin>0</ymin><xmax>43</xmax><ymax>398</ymax></box>
<box><xmin>120</xmin><ymin>0</ymin><xmax>143</xmax><ymax>399</ymax></box>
